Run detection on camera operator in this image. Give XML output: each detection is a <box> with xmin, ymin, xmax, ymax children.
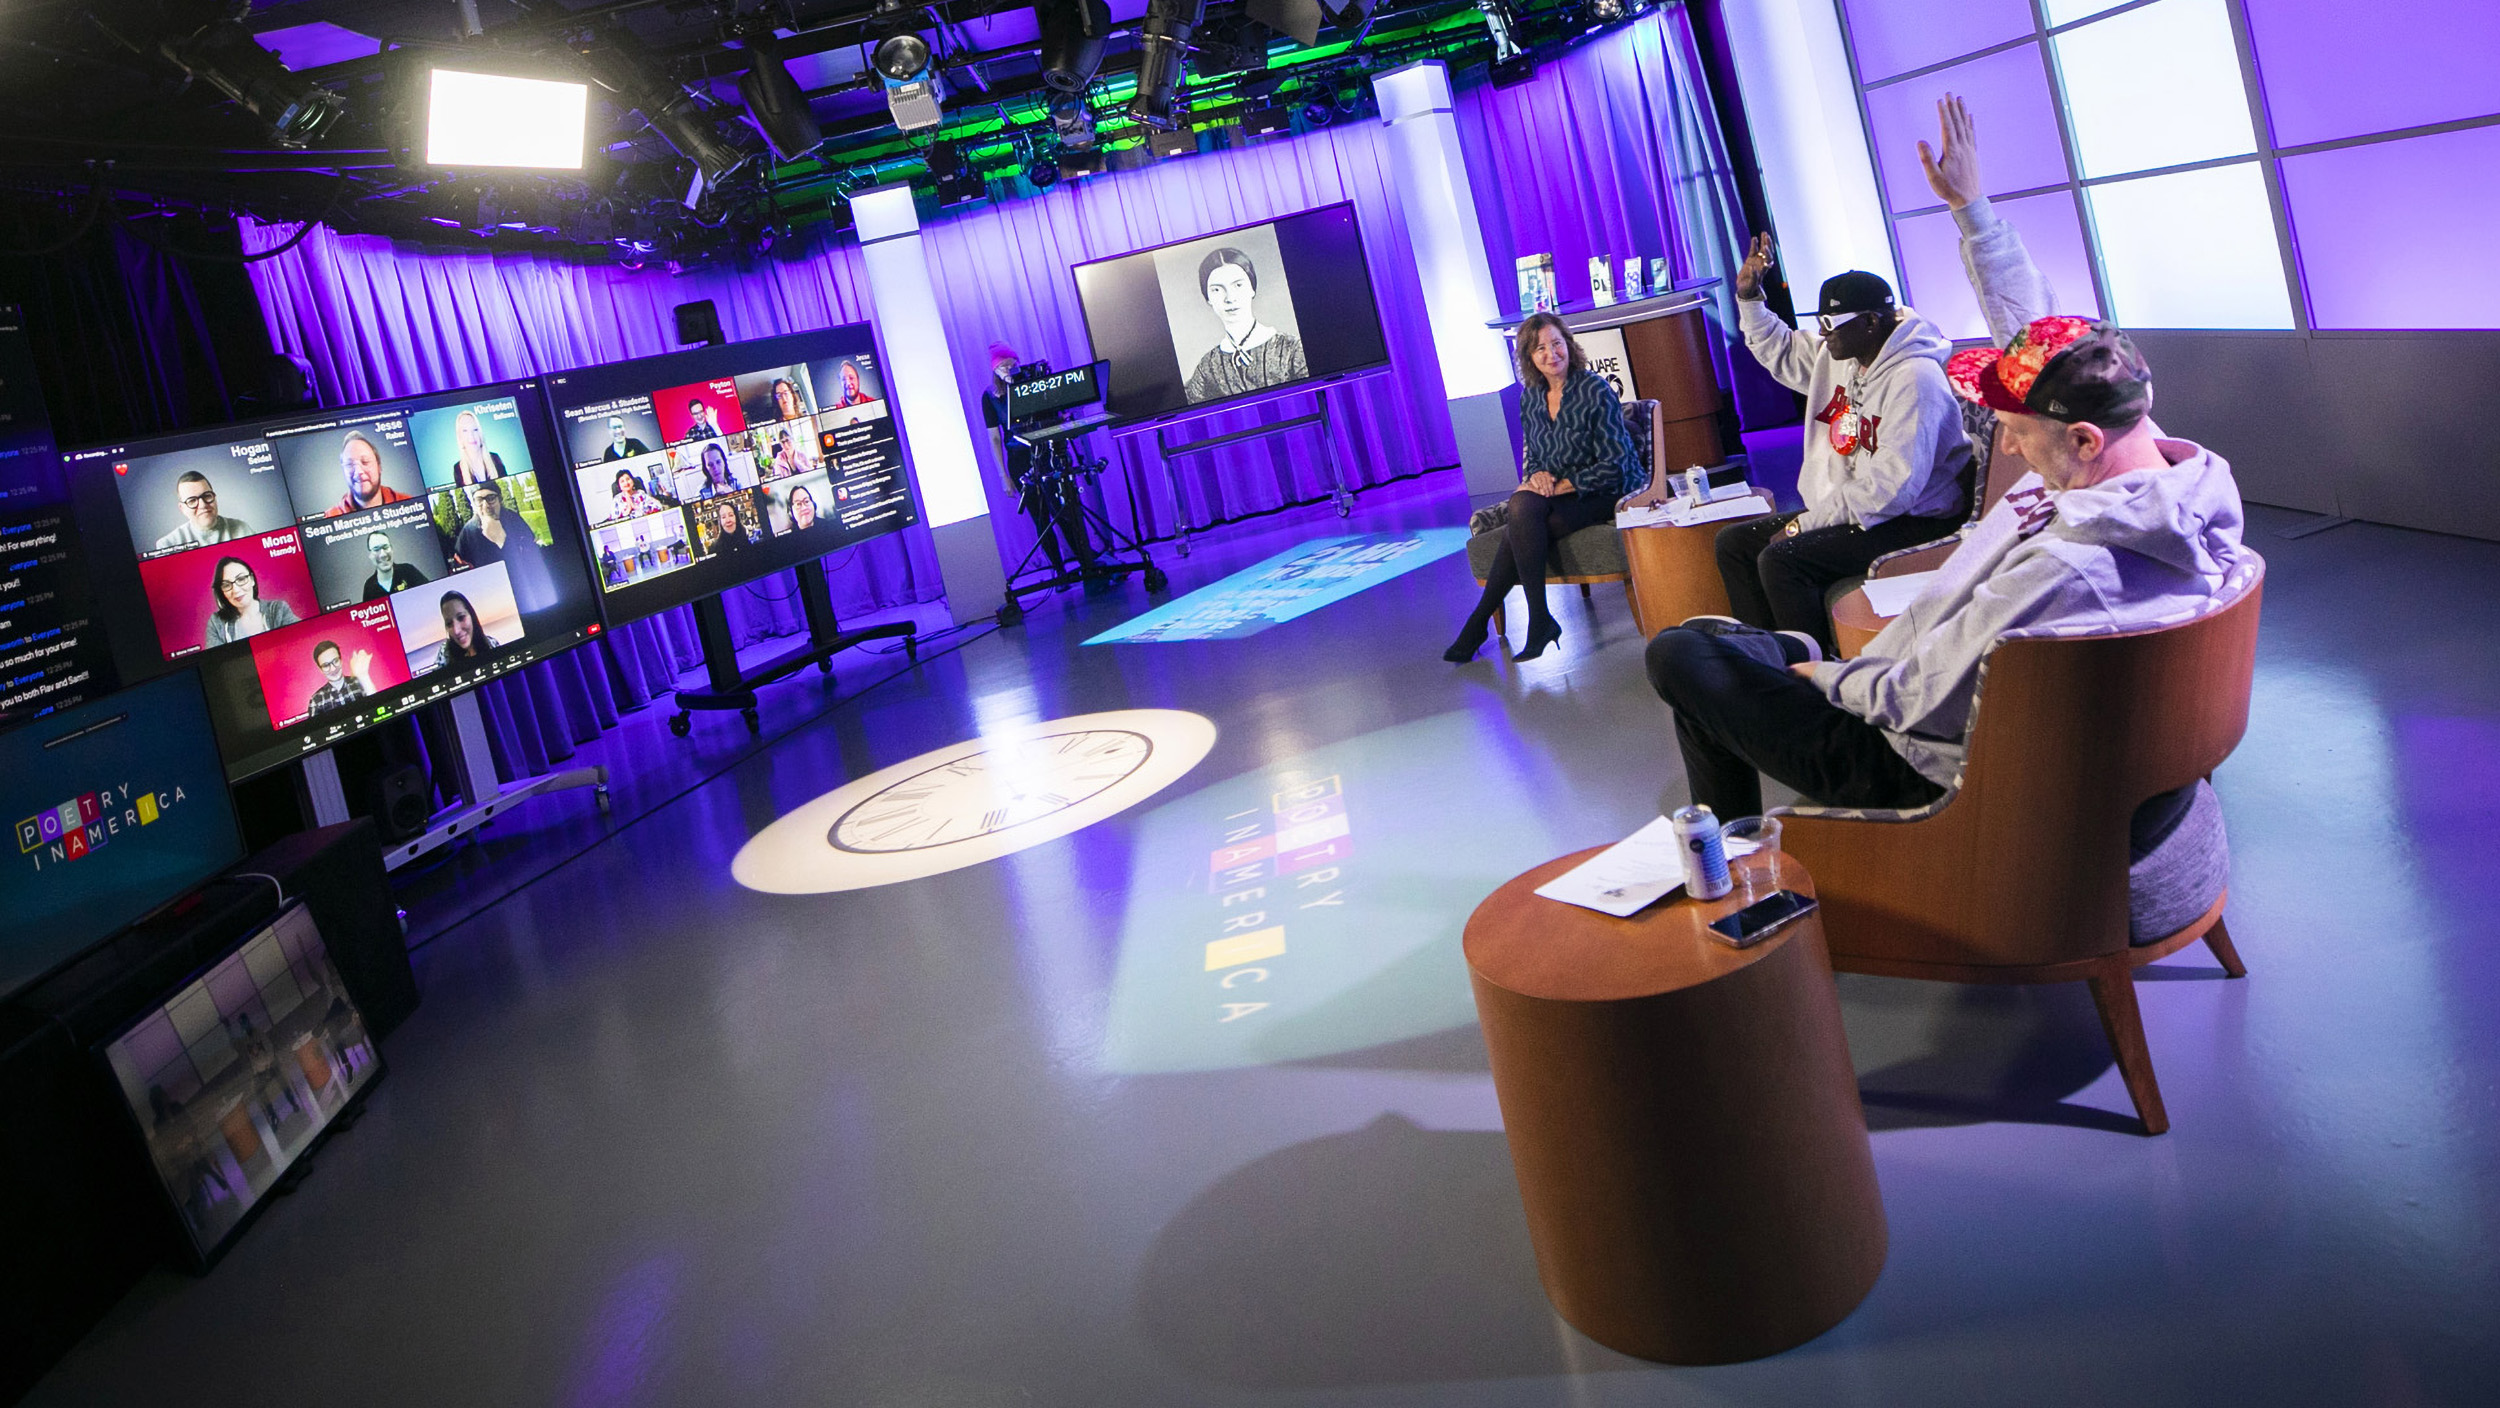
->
<box><xmin>984</xmin><ymin>343</ymin><xmax>1101</xmax><ymax>585</ymax></box>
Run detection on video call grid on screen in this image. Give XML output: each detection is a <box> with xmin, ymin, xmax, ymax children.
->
<box><xmin>62</xmin><ymin>381</ymin><xmax>606</xmax><ymax>781</ymax></box>
<box><xmin>1071</xmin><ymin>202</ymin><xmax>1392</xmax><ymax>424</ymax></box>
<box><xmin>544</xmin><ymin>323</ymin><xmax>918</xmax><ymax>627</ymax></box>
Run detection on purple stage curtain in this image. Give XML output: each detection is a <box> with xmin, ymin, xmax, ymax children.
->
<box><xmin>235</xmin><ymin>13</ymin><xmax>1743</xmax><ymax>781</ymax></box>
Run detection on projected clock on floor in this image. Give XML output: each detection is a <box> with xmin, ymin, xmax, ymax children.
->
<box><xmin>732</xmin><ymin>709</ymin><xmax>1218</xmax><ymax>894</ymax></box>
<box><xmin>829</xmin><ymin>729</ymin><xmax>1155</xmax><ymax>853</ymax></box>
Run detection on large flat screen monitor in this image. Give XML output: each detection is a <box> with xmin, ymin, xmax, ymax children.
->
<box><xmin>541</xmin><ymin>323</ymin><xmax>920</xmax><ymax>626</ymax></box>
<box><xmin>63</xmin><ymin>380</ymin><xmax>605</xmax><ymax>782</ymax></box>
<box><xmin>1072</xmin><ymin>202</ymin><xmax>1390</xmax><ymax>424</ymax></box>
<box><xmin>100</xmin><ymin>901</ymin><xmax>382</xmax><ymax>1268</ymax></box>
<box><xmin>1</xmin><ymin>669</ymin><xmax>244</xmax><ymax>1002</ymax></box>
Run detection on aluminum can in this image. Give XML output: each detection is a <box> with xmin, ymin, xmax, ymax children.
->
<box><xmin>1678</xmin><ymin>466</ymin><xmax>1710</xmax><ymax>505</ymax></box>
<box><xmin>1671</xmin><ymin>803</ymin><xmax>1732</xmax><ymax>900</ymax></box>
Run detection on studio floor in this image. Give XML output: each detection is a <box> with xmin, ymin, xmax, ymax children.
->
<box><xmin>27</xmin><ymin>472</ymin><xmax>2500</xmax><ymax>1407</ymax></box>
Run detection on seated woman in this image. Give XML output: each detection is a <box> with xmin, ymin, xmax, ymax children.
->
<box><xmin>1445</xmin><ymin>313</ymin><xmax>1639</xmax><ymax>662</ymax></box>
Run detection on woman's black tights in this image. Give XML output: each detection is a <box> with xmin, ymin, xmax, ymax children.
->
<box><xmin>1465</xmin><ymin>489</ymin><xmax>1612</xmax><ymax>632</ymax></box>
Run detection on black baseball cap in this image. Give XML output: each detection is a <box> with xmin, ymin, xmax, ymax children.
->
<box><xmin>1818</xmin><ymin>271</ymin><xmax>1895</xmax><ymax>318</ymax></box>
<box><xmin>1948</xmin><ymin>315</ymin><xmax>2154</xmax><ymax>428</ymax></box>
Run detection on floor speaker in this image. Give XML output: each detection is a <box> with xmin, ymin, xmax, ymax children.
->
<box><xmin>371</xmin><ymin>764</ymin><xmax>433</xmax><ymax>843</ymax></box>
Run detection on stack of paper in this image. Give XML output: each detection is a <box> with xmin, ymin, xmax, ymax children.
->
<box><xmin>1534</xmin><ymin>819</ymin><xmax>1764</xmax><ymax>918</ymax></box>
<box><xmin>1859</xmin><ymin>569</ymin><xmax>1942</xmax><ymax>619</ymax></box>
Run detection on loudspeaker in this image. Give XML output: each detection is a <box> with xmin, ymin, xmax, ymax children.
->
<box><xmin>370</xmin><ymin>764</ymin><xmax>432</xmax><ymax>843</ymax></box>
<box><xmin>675</xmin><ymin>299</ymin><xmax>724</xmax><ymax>346</ymax></box>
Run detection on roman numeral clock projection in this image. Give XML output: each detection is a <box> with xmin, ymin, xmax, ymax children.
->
<box><xmin>733</xmin><ymin>710</ymin><xmax>1216</xmax><ymax>891</ymax></box>
<box><xmin>830</xmin><ymin>729</ymin><xmax>1156</xmax><ymax>853</ymax></box>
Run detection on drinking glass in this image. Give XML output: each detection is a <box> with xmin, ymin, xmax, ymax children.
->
<box><xmin>1719</xmin><ymin>815</ymin><xmax>1783</xmax><ymax>902</ymax></box>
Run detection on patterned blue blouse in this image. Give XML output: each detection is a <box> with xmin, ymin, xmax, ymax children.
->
<box><xmin>1520</xmin><ymin>369</ymin><xmax>1638</xmax><ymax>502</ymax></box>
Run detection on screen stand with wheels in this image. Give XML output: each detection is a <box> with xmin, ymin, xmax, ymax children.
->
<box><xmin>668</xmin><ymin>557</ymin><xmax>918</xmax><ymax>736</ymax></box>
<box><xmin>1141</xmin><ymin>374</ymin><xmax>1380</xmax><ymax>556</ymax></box>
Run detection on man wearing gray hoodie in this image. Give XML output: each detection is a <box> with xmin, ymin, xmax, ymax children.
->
<box><xmin>1646</xmin><ymin>95</ymin><xmax>2254</xmax><ymax>832</ymax></box>
<box><xmin>1719</xmin><ymin>242</ymin><xmax>1972</xmax><ymax>653</ymax></box>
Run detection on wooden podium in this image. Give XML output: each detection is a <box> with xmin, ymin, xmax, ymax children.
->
<box><xmin>1492</xmin><ymin>285</ymin><xmax>1727</xmax><ymax>471</ymax></box>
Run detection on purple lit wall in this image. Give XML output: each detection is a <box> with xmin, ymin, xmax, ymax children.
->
<box><xmin>1860</xmin><ymin>43</ymin><xmax>2070</xmax><ymax>214</ymax></box>
<box><xmin>2282</xmin><ymin>124</ymin><xmax>2500</xmax><ymax>330</ymax></box>
<box><xmin>1840</xmin><ymin>0</ymin><xmax>2033</xmax><ymax>84</ymax></box>
<box><xmin>1893</xmin><ymin>190</ymin><xmax>2102</xmax><ymax>337</ymax></box>
<box><xmin>2245</xmin><ymin>0</ymin><xmax>2500</xmax><ymax>146</ymax></box>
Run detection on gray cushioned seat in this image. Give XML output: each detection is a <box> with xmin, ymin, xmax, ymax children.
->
<box><xmin>2129</xmin><ymin>778</ymin><xmax>2229</xmax><ymax>944</ymax></box>
<box><xmin>1465</xmin><ymin>524</ymin><xmax>1630</xmax><ymax>580</ymax></box>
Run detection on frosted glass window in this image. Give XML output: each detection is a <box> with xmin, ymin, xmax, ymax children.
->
<box><xmin>2247</xmin><ymin>0</ymin><xmax>2500</xmax><ymax>146</ymax></box>
<box><xmin>2054</xmin><ymin>0</ymin><xmax>2258</xmax><ymax>178</ymax></box>
<box><xmin>2284</xmin><ymin>125</ymin><xmax>2500</xmax><ymax>329</ymax></box>
<box><xmin>2087</xmin><ymin>163</ymin><xmax>2294</xmax><ymax>328</ymax></box>
<box><xmin>1842</xmin><ymin>0</ymin><xmax>2035</xmax><ymax>84</ymax></box>
<box><xmin>2044</xmin><ymin>0</ymin><xmax>2137</xmax><ymax>23</ymax></box>
<box><xmin>1863</xmin><ymin>44</ymin><xmax>2072</xmax><ymax>214</ymax></box>
<box><xmin>1894</xmin><ymin>191</ymin><xmax>2105</xmax><ymax>341</ymax></box>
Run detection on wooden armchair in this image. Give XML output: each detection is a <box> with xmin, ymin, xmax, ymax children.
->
<box><xmin>1830</xmin><ymin>406</ymin><xmax>2031</xmax><ymax>657</ymax></box>
<box><xmin>1776</xmin><ymin>557</ymin><xmax>2265</xmax><ymax>1135</ymax></box>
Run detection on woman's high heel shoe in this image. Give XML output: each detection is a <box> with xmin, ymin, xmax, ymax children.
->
<box><xmin>1513</xmin><ymin>617</ymin><xmax>1563</xmax><ymax>661</ymax></box>
<box><xmin>1442</xmin><ymin>620</ymin><xmax>1490</xmax><ymax>663</ymax></box>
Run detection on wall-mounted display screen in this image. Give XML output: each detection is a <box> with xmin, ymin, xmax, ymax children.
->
<box><xmin>1072</xmin><ymin>203</ymin><xmax>1390</xmax><ymax>424</ymax></box>
<box><xmin>1</xmin><ymin>669</ymin><xmax>243</xmax><ymax>1002</ymax></box>
<box><xmin>64</xmin><ymin>381</ymin><xmax>604</xmax><ymax>781</ymax></box>
<box><xmin>100</xmin><ymin>902</ymin><xmax>382</xmax><ymax>1267</ymax></box>
<box><xmin>543</xmin><ymin>323</ymin><xmax>919</xmax><ymax>627</ymax></box>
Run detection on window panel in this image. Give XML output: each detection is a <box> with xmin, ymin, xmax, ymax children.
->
<box><xmin>1894</xmin><ymin>191</ymin><xmax>2105</xmax><ymax>341</ymax></box>
<box><xmin>1842</xmin><ymin>0</ymin><xmax>2035</xmax><ymax>84</ymax></box>
<box><xmin>2044</xmin><ymin>0</ymin><xmax>2137</xmax><ymax>23</ymax></box>
<box><xmin>1863</xmin><ymin>43</ymin><xmax>2073</xmax><ymax>214</ymax></box>
<box><xmin>2247</xmin><ymin>0</ymin><xmax>2500</xmax><ymax>146</ymax></box>
<box><xmin>2054</xmin><ymin>0</ymin><xmax>2258</xmax><ymax>178</ymax></box>
<box><xmin>2087</xmin><ymin>163</ymin><xmax>2295</xmax><ymax>328</ymax></box>
<box><xmin>2284</xmin><ymin>125</ymin><xmax>2500</xmax><ymax>329</ymax></box>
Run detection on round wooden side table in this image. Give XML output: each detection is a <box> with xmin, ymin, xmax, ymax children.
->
<box><xmin>1830</xmin><ymin>584</ymin><xmax>1887</xmax><ymax>659</ymax></box>
<box><xmin>1619</xmin><ymin>511</ymin><xmax>1772</xmax><ymax>638</ymax></box>
<box><xmin>1464</xmin><ymin>849</ymin><xmax>1886</xmax><ymax>1364</ymax></box>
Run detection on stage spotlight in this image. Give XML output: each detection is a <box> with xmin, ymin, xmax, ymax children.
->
<box><xmin>1049</xmin><ymin>92</ymin><xmax>1097</xmax><ymax>149</ymax></box>
<box><xmin>1025</xmin><ymin>156</ymin><xmax>1061</xmax><ymax>191</ymax></box>
<box><xmin>1477</xmin><ymin>0</ymin><xmax>1537</xmax><ymax>89</ymax></box>
<box><xmin>1036</xmin><ymin>0</ymin><xmax>1111</xmax><ymax>93</ymax></box>
<box><xmin>578</xmin><ymin>39</ymin><xmax>753</xmax><ymax>201</ymax></box>
<box><xmin>157</xmin><ymin>17</ymin><xmax>346</xmax><ymax>147</ymax></box>
<box><xmin>737</xmin><ymin>35</ymin><xmax>824</xmax><ymax>161</ymax></box>
<box><xmin>1585</xmin><ymin>0</ymin><xmax>1628</xmax><ymax>22</ymax></box>
<box><xmin>1129</xmin><ymin>0</ymin><xmax>1206</xmax><ymax>131</ymax></box>
<box><xmin>1298</xmin><ymin>97</ymin><xmax>1335</xmax><ymax>129</ymax></box>
<box><xmin>871</xmin><ymin>2</ymin><xmax>948</xmax><ymax>132</ymax></box>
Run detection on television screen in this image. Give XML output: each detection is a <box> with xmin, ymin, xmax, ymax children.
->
<box><xmin>0</xmin><ymin>302</ymin><xmax>119</xmax><ymax>728</ymax></box>
<box><xmin>1</xmin><ymin>669</ymin><xmax>243</xmax><ymax>1002</ymax></box>
<box><xmin>63</xmin><ymin>380</ymin><xmax>605</xmax><ymax>781</ymax></box>
<box><xmin>543</xmin><ymin>323</ymin><xmax>919</xmax><ymax>626</ymax></box>
<box><xmin>100</xmin><ymin>902</ymin><xmax>382</xmax><ymax>1267</ymax></box>
<box><xmin>1072</xmin><ymin>203</ymin><xmax>1391</xmax><ymax>423</ymax></box>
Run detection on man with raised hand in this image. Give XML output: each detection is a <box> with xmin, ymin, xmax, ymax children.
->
<box><xmin>1645</xmin><ymin>96</ymin><xmax>2252</xmax><ymax>850</ymax></box>
<box><xmin>1717</xmin><ymin>233</ymin><xmax>1973</xmax><ymax>655</ymax></box>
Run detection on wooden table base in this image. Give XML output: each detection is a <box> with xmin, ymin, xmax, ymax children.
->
<box><xmin>1466</xmin><ymin>853</ymin><xmax>1886</xmax><ymax>1364</ymax></box>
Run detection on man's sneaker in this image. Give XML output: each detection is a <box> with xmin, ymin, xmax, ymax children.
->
<box><xmin>1776</xmin><ymin>630</ymin><xmax>1824</xmax><ymax>665</ymax></box>
<box><xmin>1678</xmin><ymin>614</ymin><xmax>1742</xmax><ymax>628</ymax></box>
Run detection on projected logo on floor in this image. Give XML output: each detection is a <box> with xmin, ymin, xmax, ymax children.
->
<box><xmin>1101</xmin><ymin>710</ymin><xmax>1563</xmax><ymax>1073</ymax></box>
<box><xmin>1084</xmin><ymin>529</ymin><xmax>1468</xmax><ymax>644</ymax></box>
<box><xmin>732</xmin><ymin>709</ymin><xmax>1217</xmax><ymax>892</ymax></box>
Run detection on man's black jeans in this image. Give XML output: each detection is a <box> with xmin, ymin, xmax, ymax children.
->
<box><xmin>1643</xmin><ymin>624</ymin><xmax>1945</xmax><ymax>820</ymax></box>
<box><xmin>1714</xmin><ymin>510</ymin><xmax>1962</xmax><ymax>654</ymax></box>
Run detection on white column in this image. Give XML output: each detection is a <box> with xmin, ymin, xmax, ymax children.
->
<box><xmin>1373</xmin><ymin>61</ymin><xmax>1522</xmax><ymax>499</ymax></box>
<box><xmin>1716</xmin><ymin>0</ymin><xmax>1898</xmax><ymax>293</ymax></box>
<box><xmin>851</xmin><ymin>181</ymin><xmax>1006</xmax><ymax>626</ymax></box>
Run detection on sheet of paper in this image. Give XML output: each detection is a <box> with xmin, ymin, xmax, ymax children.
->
<box><xmin>1534</xmin><ymin>819</ymin><xmax>1764</xmax><ymax>918</ymax></box>
<box><xmin>1859</xmin><ymin>569</ymin><xmax>1942</xmax><ymax>619</ymax></box>
<box><xmin>1667</xmin><ymin>493</ymin><xmax>1774</xmax><ymax>528</ymax></box>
